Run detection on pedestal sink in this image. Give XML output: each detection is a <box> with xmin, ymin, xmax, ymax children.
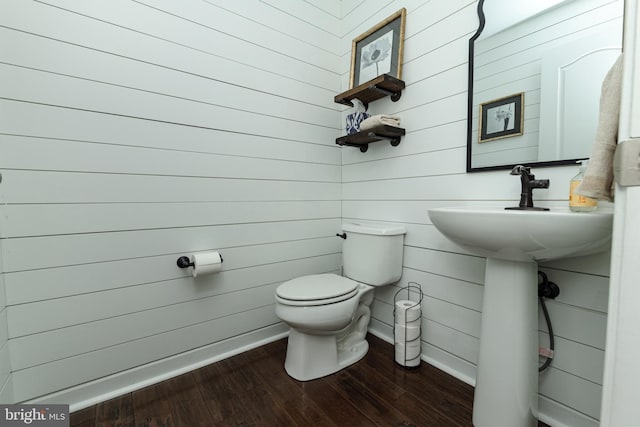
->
<box><xmin>427</xmin><ymin>206</ymin><xmax>613</xmax><ymax>427</ymax></box>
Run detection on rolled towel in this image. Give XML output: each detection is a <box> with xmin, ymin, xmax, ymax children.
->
<box><xmin>359</xmin><ymin>114</ymin><xmax>401</xmax><ymax>131</ymax></box>
<box><xmin>575</xmin><ymin>54</ymin><xmax>623</xmax><ymax>202</ymax></box>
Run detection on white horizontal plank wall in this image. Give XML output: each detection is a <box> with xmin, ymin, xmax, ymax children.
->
<box><xmin>341</xmin><ymin>1</ymin><xmax>611</xmax><ymax>426</ymax></box>
<box><xmin>0</xmin><ymin>0</ymin><xmax>342</xmax><ymax>407</ymax></box>
<box><xmin>0</xmin><ymin>243</ymin><xmax>13</xmax><ymax>403</ymax></box>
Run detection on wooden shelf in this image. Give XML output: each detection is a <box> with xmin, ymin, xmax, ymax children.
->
<box><xmin>334</xmin><ymin>74</ymin><xmax>406</xmax><ymax>152</ymax></box>
<box><xmin>336</xmin><ymin>125</ymin><xmax>405</xmax><ymax>152</ymax></box>
<box><xmin>334</xmin><ymin>74</ymin><xmax>405</xmax><ymax>109</ymax></box>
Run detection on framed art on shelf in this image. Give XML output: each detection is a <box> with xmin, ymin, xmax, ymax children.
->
<box><xmin>349</xmin><ymin>8</ymin><xmax>406</xmax><ymax>89</ymax></box>
<box><xmin>479</xmin><ymin>93</ymin><xmax>524</xmax><ymax>143</ymax></box>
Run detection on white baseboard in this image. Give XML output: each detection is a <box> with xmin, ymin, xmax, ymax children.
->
<box><xmin>368</xmin><ymin>321</ymin><xmax>596</xmax><ymax>427</ymax></box>
<box><xmin>538</xmin><ymin>396</ymin><xmax>599</xmax><ymax>427</ymax></box>
<box><xmin>368</xmin><ymin>321</ymin><xmax>476</xmax><ymax>386</ymax></box>
<box><xmin>29</xmin><ymin>323</ymin><xmax>289</xmax><ymax>412</ymax></box>
<box><xmin>0</xmin><ymin>374</ymin><xmax>14</xmax><ymax>404</ymax></box>
<box><xmin>27</xmin><ymin>320</ymin><xmax>601</xmax><ymax>427</ymax></box>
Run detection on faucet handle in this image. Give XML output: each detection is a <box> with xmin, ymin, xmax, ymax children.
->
<box><xmin>510</xmin><ymin>165</ymin><xmax>530</xmax><ymax>176</ymax></box>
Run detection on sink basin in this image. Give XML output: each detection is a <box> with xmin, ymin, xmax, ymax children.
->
<box><xmin>428</xmin><ymin>206</ymin><xmax>613</xmax><ymax>262</ymax></box>
<box><xmin>427</xmin><ymin>206</ymin><xmax>613</xmax><ymax>427</ymax></box>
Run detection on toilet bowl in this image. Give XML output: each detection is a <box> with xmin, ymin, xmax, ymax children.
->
<box><xmin>276</xmin><ymin>273</ymin><xmax>374</xmax><ymax>380</ymax></box>
<box><xmin>275</xmin><ymin>222</ymin><xmax>406</xmax><ymax>381</ymax></box>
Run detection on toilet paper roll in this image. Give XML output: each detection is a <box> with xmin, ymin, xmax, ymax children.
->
<box><xmin>191</xmin><ymin>251</ymin><xmax>223</xmax><ymax>277</ymax></box>
<box><xmin>396</xmin><ymin>353</ymin><xmax>421</xmax><ymax>367</ymax></box>
<box><xmin>395</xmin><ymin>341</ymin><xmax>421</xmax><ymax>365</ymax></box>
<box><xmin>394</xmin><ymin>323</ymin><xmax>421</xmax><ymax>343</ymax></box>
<box><xmin>395</xmin><ymin>299</ymin><xmax>422</xmax><ymax>324</ymax></box>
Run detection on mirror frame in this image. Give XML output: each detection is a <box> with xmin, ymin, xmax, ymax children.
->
<box><xmin>466</xmin><ymin>0</ymin><xmax>588</xmax><ymax>173</ymax></box>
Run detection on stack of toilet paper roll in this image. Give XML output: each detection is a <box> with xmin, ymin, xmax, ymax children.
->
<box><xmin>394</xmin><ymin>299</ymin><xmax>422</xmax><ymax>367</ymax></box>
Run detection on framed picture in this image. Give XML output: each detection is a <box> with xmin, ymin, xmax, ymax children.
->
<box><xmin>349</xmin><ymin>8</ymin><xmax>406</xmax><ymax>88</ymax></box>
<box><xmin>479</xmin><ymin>93</ymin><xmax>524</xmax><ymax>143</ymax></box>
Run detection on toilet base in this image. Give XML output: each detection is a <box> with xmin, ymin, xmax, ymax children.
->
<box><xmin>284</xmin><ymin>328</ymin><xmax>369</xmax><ymax>381</ymax></box>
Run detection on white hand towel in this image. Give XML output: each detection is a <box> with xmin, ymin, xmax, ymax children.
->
<box><xmin>575</xmin><ymin>54</ymin><xmax>624</xmax><ymax>202</ymax></box>
<box><xmin>359</xmin><ymin>114</ymin><xmax>401</xmax><ymax>131</ymax></box>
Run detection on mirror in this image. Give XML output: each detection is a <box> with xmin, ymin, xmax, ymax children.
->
<box><xmin>467</xmin><ymin>0</ymin><xmax>624</xmax><ymax>172</ymax></box>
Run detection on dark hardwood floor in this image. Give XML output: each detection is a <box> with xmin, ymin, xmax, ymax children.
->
<box><xmin>70</xmin><ymin>334</ymin><xmax>549</xmax><ymax>426</ymax></box>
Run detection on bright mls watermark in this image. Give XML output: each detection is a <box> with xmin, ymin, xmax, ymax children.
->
<box><xmin>0</xmin><ymin>405</ymin><xmax>68</xmax><ymax>426</ymax></box>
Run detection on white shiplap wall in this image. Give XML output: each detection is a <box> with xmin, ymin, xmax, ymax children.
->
<box><xmin>0</xmin><ymin>0</ymin><xmax>342</xmax><ymax>407</ymax></box>
<box><xmin>341</xmin><ymin>1</ymin><xmax>613</xmax><ymax>426</ymax></box>
<box><xmin>0</xmin><ymin>245</ymin><xmax>11</xmax><ymax>403</ymax></box>
<box><xmin>0</xmin><ymin>0</ymin><xmax>616</xmax><ymax>425</ymax></box>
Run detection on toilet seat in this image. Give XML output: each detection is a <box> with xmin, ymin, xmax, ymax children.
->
<box><xmin>276</xmin><ymin>274</ymin><xmax>359</xmax><ymax>307</ymax></box>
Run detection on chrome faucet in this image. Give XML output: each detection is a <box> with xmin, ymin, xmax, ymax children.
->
<box><xmin>506</xmin><ymin>165</ymin><xmax>550</xmax><ymax>211</ymax></box>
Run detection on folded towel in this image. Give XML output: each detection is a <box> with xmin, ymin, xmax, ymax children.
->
<box><xmin>575</xmin><ymin>54</ymin><xmax>624</xmax><ymax>202</ymax></box>
<box><xmin>359</xmin><ymin>114</ymin><xmax>401</xmax><ymax>131</ymax></box>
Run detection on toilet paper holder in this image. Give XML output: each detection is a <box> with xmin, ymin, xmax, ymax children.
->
<box><xmin>176</xmin><ymin>256</ymin><xmax>194</xmax><ymax>269</ymax></box>
<box><xmin>176</xmin><ymin>254</ymin><xmax>224</xmax><ymax>269</ymax></box>
<box><xmin>393</xmin><ymin>282</ymin><xmax>423</xmax><ymax>368</ymax></box>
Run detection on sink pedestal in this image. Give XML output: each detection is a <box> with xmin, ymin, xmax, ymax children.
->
<box><xmin>473</xmin><ymin>258</ymin><xmax>538</xmax><ymax>427</ymax></box>
<box><xmin>427</xmin><ymin>206</ymin><xmax>613</xmax><ymax>427</ymax></box>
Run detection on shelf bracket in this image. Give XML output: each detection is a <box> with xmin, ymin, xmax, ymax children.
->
<box><xmin>367</xmin><ymin>84</ymin><xmax>402</xmax><ymax>102</ymax></box>
<box><xmin>364</xmin><ymin>132</ymin><xmax>402</xmax><ymax>147</ymax></box>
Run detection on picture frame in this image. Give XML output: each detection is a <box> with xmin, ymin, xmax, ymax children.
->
<box><xmin>349</xmin><ymin>8</ymin><xmax>406</xmax><ymax>89</ymax></box>
<box><xmin>479</xmin><ymin>93</ymin><xmax>524</xmax><ymax>143</ymax></box>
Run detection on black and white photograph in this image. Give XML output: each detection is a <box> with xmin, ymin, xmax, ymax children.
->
<box><xmin>479</xmin><ymin>93</ymin><xmax>524</xmax><ymax>142</ymax></box>
<box><xmin>350</xmin><ymin>8</ymin><xmax>406</xmax><ymax>88</ymax></box>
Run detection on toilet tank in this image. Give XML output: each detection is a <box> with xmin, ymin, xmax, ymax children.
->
<box><xmin>341</xmin><ymin>222</ymin><xmax>406</xmax><ymax>286</ymax></box>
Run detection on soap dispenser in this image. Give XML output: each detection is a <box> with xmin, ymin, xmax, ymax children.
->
<box><xmin>569</xmin><ymin>160</ymin><xmax>598</xmax><ymax>212</ymax></box>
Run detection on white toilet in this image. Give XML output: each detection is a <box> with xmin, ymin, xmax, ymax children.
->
<box><xmin>275</xmin><ymin>222</ymin><xmax>406</xmax><ymax>381</ymax></box>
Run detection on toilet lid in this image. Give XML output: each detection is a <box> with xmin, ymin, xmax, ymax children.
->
<box><xmin>276</xmin><ymin>273</ymin><xmax>358</xmax><ymax>302</ymax></box>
